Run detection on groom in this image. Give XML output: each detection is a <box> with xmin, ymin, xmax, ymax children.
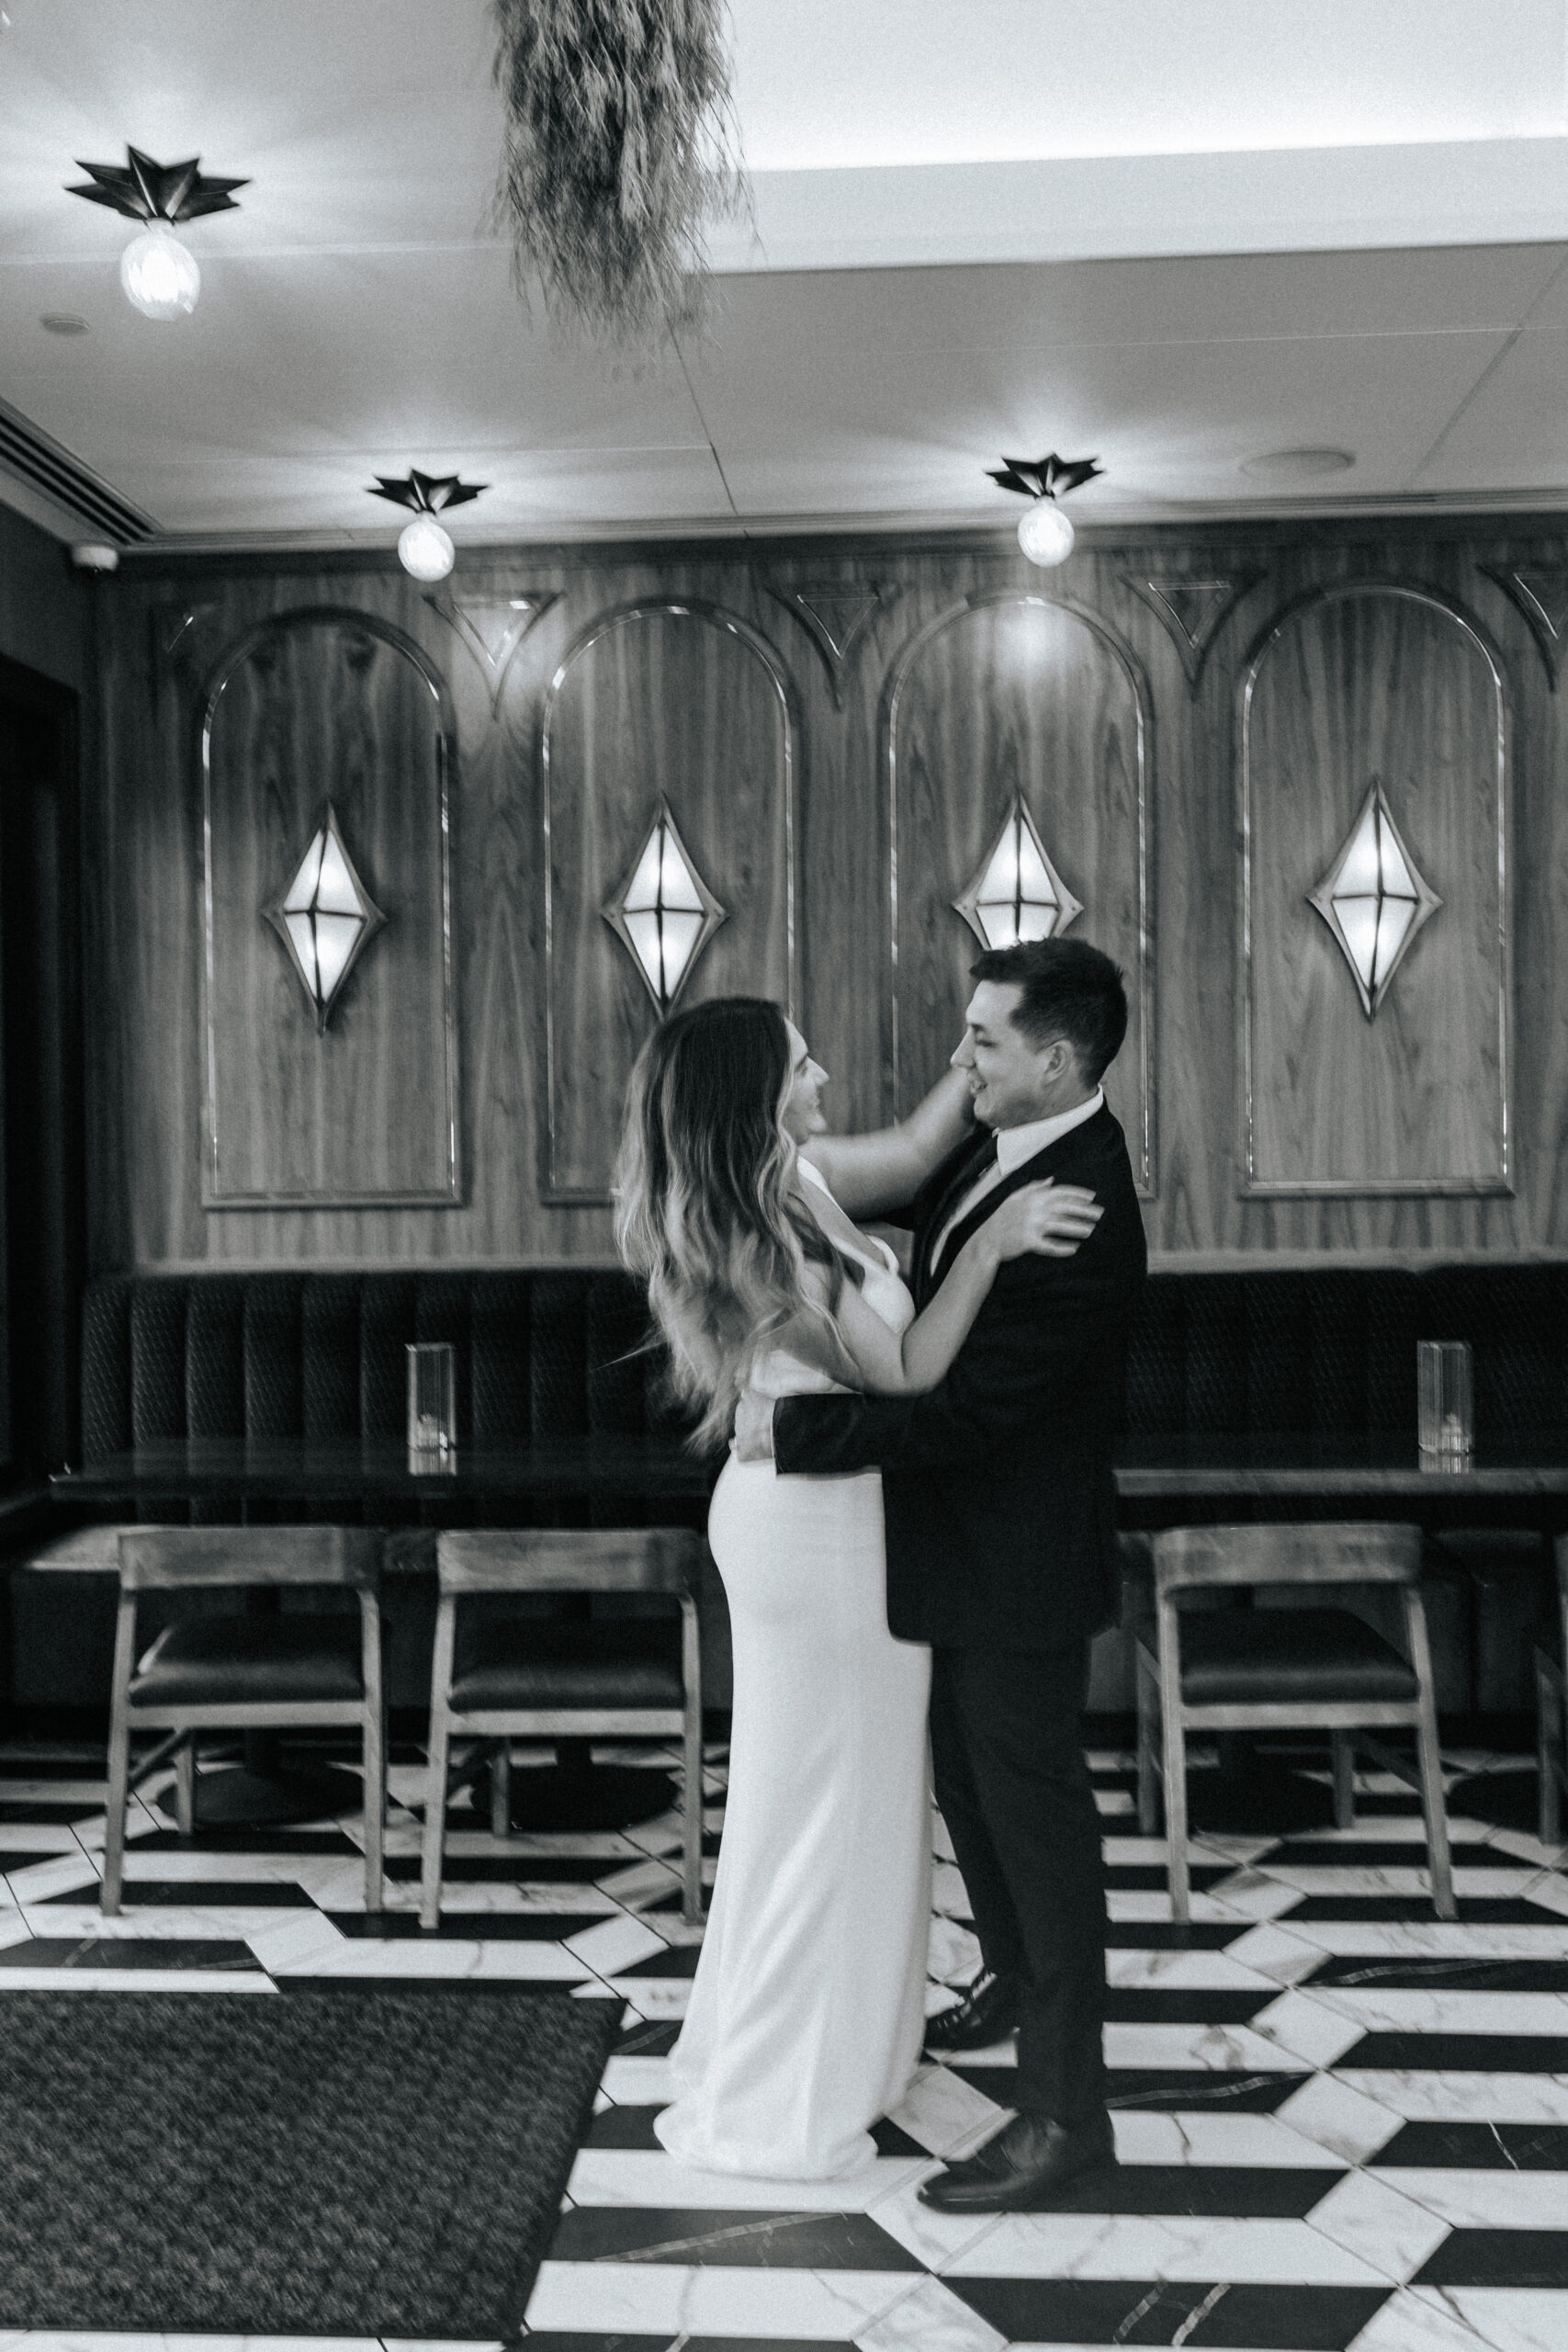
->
<box><xmin>736</xmin><ymin>936</ymin><xmax>1146</xmax><ymax>2211</ymax></box>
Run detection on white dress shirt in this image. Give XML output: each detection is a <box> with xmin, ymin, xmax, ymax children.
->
<box><xmin>929</xmin><ymin>1088</ymin><xmax>1104</xmax><ymax>1276</ymax></box>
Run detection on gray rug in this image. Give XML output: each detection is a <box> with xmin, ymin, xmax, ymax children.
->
<box><xmin>0</xmin><ymin>1986</ymin><xmax>621</xmax><ymax>2337</ymax></box>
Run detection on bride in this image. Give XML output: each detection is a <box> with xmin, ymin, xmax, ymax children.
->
<box><xmin>614</xmin><ymin>996</ymin><xmax>1099</xmax><ymax>2179</ymax></box>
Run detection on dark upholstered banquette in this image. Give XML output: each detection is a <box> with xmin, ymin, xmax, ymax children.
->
<box><xmin>79</xmin><ymin>1268</ymin><xmax>680</xmax><ymax>1459</ymax></box>
<box><xmin>5</xmin><ymin>1261</ymin><xmax>1564</xmax><ymax>1716</ymax></box>
<box><xmin>73</xmin><ymin>1260</ymin><xmax>1568</xmax><ymax>1458</ymax></box>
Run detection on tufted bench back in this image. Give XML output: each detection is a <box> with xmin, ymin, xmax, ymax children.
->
<box><xmin>1125</xmin><ymin>1264</ymin><xmax>1568</xmax><ymax>1442</ymax></box>
<box><xmin>81</xmin><ymin>1270</ymin><xmax>678</xmax><ymax>1458</ymax></box>
<box><xmin>81</xmin><ymin>1262</ymin><xmax>1568</xmax><ymax>1460</ymax></box>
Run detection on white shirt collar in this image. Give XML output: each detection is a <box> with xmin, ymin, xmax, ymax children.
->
<box><xmin>992</xmin><ymin>1087</ymin><xmax>1104</xmax><ymax>1176</ymax></box>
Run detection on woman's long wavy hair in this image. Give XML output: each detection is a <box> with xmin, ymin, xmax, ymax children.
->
<box><xmin>615</xmin><ymin>997</ymin><xmax>844</xmax><ymax>1453</ymax></box>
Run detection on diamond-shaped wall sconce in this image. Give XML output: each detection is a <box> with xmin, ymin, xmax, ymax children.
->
<box><xmin>953</xmin><ymin>795</ymin><xmax>1083</xmax><ymax>950</ymax></box>
<box><xmin>604</xmin><ymin>799</ymin><xmax>727</xmax><ymax>1012</ymax></box>
<box><xmin>1307</xmin><ymin>778</ymin><xmax>1441</xmax><ymax>1018</ymax></box>
<box><xmin>264</xmin><ymin>802</ymin><xmax>387</xmax><ymax>1033</ymax></box>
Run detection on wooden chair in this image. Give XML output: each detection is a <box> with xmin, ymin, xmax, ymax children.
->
<box><xmin>102</xmin><ymin>1526</ymin><xmax>385</xmax><ymax>1914</ymax></box>
<box><xmin>1135</xmin><ymin>1522</ymin><xmax>1454</xmax><ymax>1921</ymax></box>
<box><xmin>1539</xmin><ymin>1537</ymin><xmax>1568</xmax><ymax>1845</ymax></box>
<box><xmin>420</xmin><ymin>1529</ymin><xmax>705</xmax><ymax>1930</ymax></box>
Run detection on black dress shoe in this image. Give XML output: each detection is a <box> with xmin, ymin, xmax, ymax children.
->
<box><xmin>917</xmin><ymin>2109</ymin><xmax>1117</xmax><ymax>2212</ymax></box>
<box><xmin>923</xmin><ymin>1969</ymin><xmax>1021</xmax><ymax>2053</ymax></box>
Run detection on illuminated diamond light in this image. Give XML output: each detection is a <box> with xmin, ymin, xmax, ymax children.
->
<box><xmin>953</xmin><ymin>795</ymin><xmax>1082</xmax><ymax>950</ymax></box>
<box><xmin>1307</xmin><ymin>779</ymin><xmax>1441</xmax><ymax>1018</ymax></box>
<box><xmin>264</xmin><ymin>802</ymin><xmax>386</xmax><ymax>1032</ymax></box>
<box><xmin>604</xmin><ymin>800</ymin><xmax>727</xmax><ymax>1012</ymax></box>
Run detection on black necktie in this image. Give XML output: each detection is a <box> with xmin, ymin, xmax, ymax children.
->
<box><xmin>925</xmin><ymin>1133</ymin><xmax>998</xmax><ymax>1290</ymax></box>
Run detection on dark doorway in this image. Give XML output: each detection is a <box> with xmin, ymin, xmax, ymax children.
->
<box><xmin>0</xmin><ymin>657</ymin><xmax>86</xmax><ymax>1480</ymax></box>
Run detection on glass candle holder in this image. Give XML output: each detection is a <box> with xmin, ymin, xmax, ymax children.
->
<box><xmin>406</xmin><ymin>1341</ymin><xmax>457</xmax><ymax>1469</ymax></box>
<box><xmin>1417</xmin><ymin>1340</ymin><xmax>1472</xmax><ymax>1471</ymax></box>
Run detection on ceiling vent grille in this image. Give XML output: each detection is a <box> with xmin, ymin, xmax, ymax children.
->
<box><xmin>0</xmin><ymin>395</ymin><xmax>155</xmax><ymax>544</ymax></box>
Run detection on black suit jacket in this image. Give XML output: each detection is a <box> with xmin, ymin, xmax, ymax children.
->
<box><xmin>773</xmin><ymin>1102</ymin><xmax>1147</xmax><ymax>1652</ymax></box>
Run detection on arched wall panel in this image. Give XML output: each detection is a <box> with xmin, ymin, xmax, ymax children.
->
<box><xmin>540</xmin><ymin>601</ymin><xmax>798</xmax><ymax>1201</ymax></box>
<box><xmin>1239</xmin><ymin>581</ymin><xmax>1510</xmax><ymax>1195</ymax></box>
<box><xmin>200</xmin><ymin>606</ymin><xmax>458</xmax><ymax>1206</ymax></box>
<box><xmin>887</xmin><ymin>591</ymin><xmax>1154</xmax><ymax>1193</ymax></box>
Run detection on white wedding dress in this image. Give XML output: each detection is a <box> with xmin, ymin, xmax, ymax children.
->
<box><xmin>653</xmin><ymin>1160</ymin><xmax>933</xmax><ymax>2180</ymax></box>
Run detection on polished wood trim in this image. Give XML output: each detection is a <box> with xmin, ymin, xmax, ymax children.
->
<box><xmin>1236</xmin><ymin>578</ymin><xmax>1512</xmax><ymax>1198</ymax></box>
<box><xmin>882</xmin><ymin>586</ymin><xmax>1156</xmax><ymax>1194</ymax></box>
<box><xmin>197</xmin><ymin>605</ymin><xmax>461</xmax><ymax>1207</ymax></box>
<box><xmin>539</xmin><ymin>597</ymin><xmax>802</xmax><ymax>1204</ymax></box>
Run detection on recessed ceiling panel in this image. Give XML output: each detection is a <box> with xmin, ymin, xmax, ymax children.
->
<box><xmin>1411</xmin><ymin>326</ymin><xmax>1568</xmax><ymax>490</ymax></box>
<box><xmin>697</xmin><ymin>324</ymin><xmax>1512</xmax><ymax>519</ymax></box>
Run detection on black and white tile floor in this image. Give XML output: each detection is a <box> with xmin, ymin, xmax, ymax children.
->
<box><xmin>3</xmin><ymin>1735</ymin><xmax>1568</xmax><ymax>2352</ymax></box>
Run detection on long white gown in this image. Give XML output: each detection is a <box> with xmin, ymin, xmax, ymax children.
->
<box><xmin>653</xmin><ymin>1162</ymin><xmax>933</xmax><ymax>2181</ymax></box>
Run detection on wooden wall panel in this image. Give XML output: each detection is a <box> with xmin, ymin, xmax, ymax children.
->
<box><xmin>202</xmin><ymin>609</ymin><xmax>457</xmax><ymax>1203</ymax></box>
<box><xmin>78</xmin><ymin>513</ymin><xmax>1568</xmax><ymax>1270</ymax></box>
<box><xmin>1241</xmin><ymin>582</ymin><xmax>1508</xmax><ymax>1194</ymax></box>
<box><xmin>541</xmin><ymin>602</ymin><xmax>796</xmax><ymax>1199</ymax></box>
<box><xmin>889</xmin><ymin>592</ymin><xmax>1153</xmax><ymax>1190</ymax></box>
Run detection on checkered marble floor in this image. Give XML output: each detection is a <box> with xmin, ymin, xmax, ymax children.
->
<box><xmin>3</xmin><ymin>1737</ymin><xmax>1568</xmax><ymax>2352</ymax></box>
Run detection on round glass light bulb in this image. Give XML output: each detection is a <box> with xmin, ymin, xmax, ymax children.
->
<box><xmin>1017</xmin><ymin>501</ymin><xmax>1074</xmax><ymax>567</ymax></box>
<box><xmin>397</xmin><ymin>514</ymin><xmax>455</xmax><ymax>582</ymax></box>
<box><xmin>119</xmin><ymin>223</ymin><xmax>199</xmax><ymax>320</ymax></box>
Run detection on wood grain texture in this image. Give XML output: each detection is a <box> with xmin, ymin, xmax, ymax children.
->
<box><xmin>1241</xmin><ymin>582</ymin><xmax>1508</xmax><ymax>1194</ymax></box>
<box><xmin>541</xmin><ymin>600</ymin><xmax>797</xmax><ymax>1198</ymax></box>
<box><xmin>202</xmin><ymin>608</ymin><xmax>457</xmax><ymax>1204</ymax></box>
<box><xmin>79</xmin><ymin>514</ymin><xmax>1568</xmax><ymax>1268</ymax></box>
<box><xmin>887</xmin><ymin>590</ymin><xmax>1154</xmax><ymax>1191</ymax></box>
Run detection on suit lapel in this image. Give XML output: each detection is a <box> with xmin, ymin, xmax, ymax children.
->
<box><xmin>927</xmin><ymin>1104</ymin><xmax>1114</xmax><ymax>1294</ymax></box>
<box><xmin>914</xmin><ymin>1133</ymin><xmax>997</xmax><ymax>1310</ymax></box>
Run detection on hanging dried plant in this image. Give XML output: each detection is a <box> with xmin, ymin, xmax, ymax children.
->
<box><xmin>491</xmin><ymin>0</ymin><xmax>750</xmax><ymax>345</ymax></box>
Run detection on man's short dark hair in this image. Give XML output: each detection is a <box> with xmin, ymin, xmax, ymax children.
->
<box><xmin>970</xmin><ymin>937</ymin><xmax>1129</xmax><ymax>1086</ymax></box>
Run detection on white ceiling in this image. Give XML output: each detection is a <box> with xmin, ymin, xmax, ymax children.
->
<box><xmin>6</xmin><ymin>1</ymin><xmax>1568</xmax><ymax>548</ymax></box>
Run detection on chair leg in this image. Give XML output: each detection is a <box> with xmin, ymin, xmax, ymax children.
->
<box><xmin>418</xmin><ymin>1704</ymin><xmax>452</xmax><ymax>1931</ymax></box>
<box><xmin>174</xmin><ymin>1735</ymin><xmax>197</xmax><ymax>1837</ymax></box>
<box><xmin>1163</xmin><ymin>1706</ymin><xmax>1191</xmax><ymax>1921</ymax></box>
<box><xmin>1404</xmin><ymin>1588</ymin><xmax>1456</xmax><ymax>1921</ymax></box>
<box><xmin>1155</xmin><ymin>1601</ymin><xmax>1190</xmax><ymax>1921</ymax></box>
<box><xmin>419</xmin><ymin>1594</ymin><xmax>458</xmax><ymax>1931</ymax></box>
<box><xmin>1537</xmin><ymin>1651</ymin><xmax>1563</xmax><ymax>1849</ymax></box>
<box><xmin>491</xmin><ymin>1740</ymin><xmax>513</xmax><ymax>1839</ymax></box>
<box><xmin>100</xmin><ymin>1592</ymin><xmax>139</xmax><ymax>1917</ymax></box>
<box><xmin>359</xmin><ymin>1588</ymin><xmax>387</xmax><ymax>1912</ymax></box>
<box><xmin>1415</xmin><ymin>1703</ymin><xmax>1456</xmax><ymax>1921</ymax></box>
<box><xmin>362</xmin><ymin>1706</ymin><xmax>385</xmax><ymax>1914</ymax></box>
<box><xmin>1134</xmin><ymin>1645</ymin><xmax>1159</xmax><ymax>1835</ymax></box>
<box><xmin>1331</xmin><ymin>1731</ymin><xmax>1355</xmax><ymax>1830</ymax></box>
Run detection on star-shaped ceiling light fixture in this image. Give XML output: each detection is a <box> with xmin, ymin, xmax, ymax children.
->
<box><xmin>367</xmin><ymin>470</ymin><xmax>488</xmax><ymax>582</ymax></box>
<box><xmin>66</xmin><ymin>145</ymin><xmax>248</xmax><ymax>320</ymax></box>
<box><xmin>604</xmin><ymin>801</ymin><xmax>726</xmax><ymax>1012</ymax></box>
<box><xmin>1307</xmin><ymin>779</ymin><xmax>1441</xmax><ymax>1018</ymax></box>
<box><xmin>954</xmin><ymin>796</ymin><xmax>1083</xmax><ymax>950</ymax></box>
<box><xmin>265</xmin><ymin>805</ymin><xmax>386</xmax><ymax>1033</ymax></box>
<box><xmin>987</xmin><ymin>452</ymin><xmax>1105</xmax><ymax>567</ymax></box>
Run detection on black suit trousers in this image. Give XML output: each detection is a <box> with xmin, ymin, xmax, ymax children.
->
<box><xmin>930</xmin><ymin>1641</ymin><xmax>1108</xmax><ymax>2124</ymax></box>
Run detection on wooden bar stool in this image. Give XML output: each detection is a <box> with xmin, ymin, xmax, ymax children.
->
<box><xmin>420</xmin><ymin>1529</ymin><xmax>705</xmax><ymax>1930</ymax></box>
<box><xmin>102</xmin><ymin>1526</ymin><xmax>385</xmax><ymax>1913</ymax></box>
<box><xmin>1136</xmin><ymin>1521</ymin><xmax>1455</xmax><ymax>1921</ymax></box>
<box><xmin>1538</xmin><ymin>1536</ymin><xmax>1568</xmax><ymax>1845</ymax></box>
